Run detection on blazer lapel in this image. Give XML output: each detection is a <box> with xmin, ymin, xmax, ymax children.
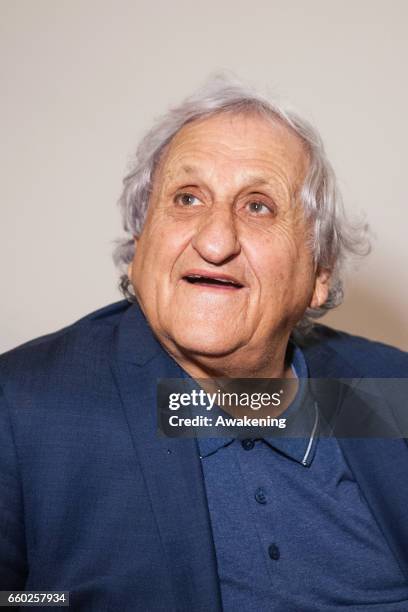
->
<box><xmin>110</xmin><ymin>304</ymin><xmax>222</xmax><ymax>612</ymax></box>
<box><xmin>338</xmin><ymin>436</ymin><xmax>408</xmax><ymax>581</ymax></box>
<box><xmin>304</xmin><ymin>340</ymin><xmax>408</xmax><ymax>581</ymax></box>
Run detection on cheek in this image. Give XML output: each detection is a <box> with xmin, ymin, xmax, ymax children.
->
<box><xmin>133</xmin><ymin>218</ymin><xmax>193</xmax><ymax>289</ymax></box>
<box><xmin>245</xmin><ymin>231</ymin><xmax>314</xmax><ymax>300</ymax></box>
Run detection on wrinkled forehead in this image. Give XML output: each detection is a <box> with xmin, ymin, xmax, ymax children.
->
<box><xmin>153</xmin><ymin>110</ymin><xmax>310</xmax><ymax>195</ymax></box>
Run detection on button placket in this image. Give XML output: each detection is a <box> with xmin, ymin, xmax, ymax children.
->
<box><xmin>238</xmin><ymin>439</ymin><xmax>282</xmax><ymax>575</ymax></box>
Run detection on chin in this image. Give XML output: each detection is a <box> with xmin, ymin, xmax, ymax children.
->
<box><xmin>170</xmin><ymin>327</ymin><xmax>241</xmax><ymax>359</ymax></box>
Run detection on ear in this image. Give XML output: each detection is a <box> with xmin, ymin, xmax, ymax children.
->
<box><xmin>127</xmin><ymin>236</ymin><xmax>139</xmax><ymax>279</ymax></box>
<box><xmin>309</xmin><ymin>268</ymin><xmax>331</xmax><ymax>309</ymax></box>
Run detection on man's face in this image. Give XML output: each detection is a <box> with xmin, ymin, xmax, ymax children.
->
<box><xmin>129</xmin><ymin>112</ymin><xmax>329</xmax><ymax>366</ymax></box>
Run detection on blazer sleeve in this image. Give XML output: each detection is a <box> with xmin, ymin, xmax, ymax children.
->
<box><xmin>0</xmin><ymin>386</ymin><xmax>28</xmax><ymax>589</ymax></box>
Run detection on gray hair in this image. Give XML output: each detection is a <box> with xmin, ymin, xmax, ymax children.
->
<box><xmin>113</xmin><ymin>73</ymin><xmax>370</xmax><ymax>334</ymax></box>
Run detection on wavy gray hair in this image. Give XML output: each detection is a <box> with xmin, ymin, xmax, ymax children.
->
<box><xmin>113</xmin><ymin>73</ymin><xmax>370</xmax><ymax>333</ymax></box>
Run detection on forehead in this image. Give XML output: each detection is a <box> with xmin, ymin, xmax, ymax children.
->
<box><xmin>156</xmin><ymin>111</ymin><xmax>309</xmax><ymax>188</ymax></box>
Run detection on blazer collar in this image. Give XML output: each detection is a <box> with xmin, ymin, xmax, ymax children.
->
<box><xmin>115</xmin><ymin>302</ymin><xmax>163</xmax><ymax>365</ymax></box>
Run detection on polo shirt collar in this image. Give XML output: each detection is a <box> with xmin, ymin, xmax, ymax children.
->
<box><xmin>196</xmin><ymin>342</ymin><xmax>320</xmax><ymax>467</ymax></box>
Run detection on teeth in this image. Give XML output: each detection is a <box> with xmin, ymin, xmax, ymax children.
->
<box><xmin>184</xmin><ymin>275</ymin><xmax>241</xmax><ymax>287</ymax></box>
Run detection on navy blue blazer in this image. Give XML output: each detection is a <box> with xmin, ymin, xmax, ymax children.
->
<box><xmin>1</xmin><ymin>300</ymin><xmax>407</xmax><ymax>611</ymax></box>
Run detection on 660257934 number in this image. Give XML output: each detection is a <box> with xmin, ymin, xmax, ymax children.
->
<box><xmin>0</xmin><ymin>591</ymin><xmax>69</xmax><ymax>607</ymax></box>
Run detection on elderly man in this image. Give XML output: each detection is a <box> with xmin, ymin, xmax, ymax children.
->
<box><xmin>1</xmin><ymin>76</ymin><xmax>408</xmax><ymax>611</ymax></box>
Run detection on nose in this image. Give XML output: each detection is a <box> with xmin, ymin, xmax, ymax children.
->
<box><xmin>191</xmin><ymin>206</ymin><xmax>241</xmax><ymax>264</ymax></box>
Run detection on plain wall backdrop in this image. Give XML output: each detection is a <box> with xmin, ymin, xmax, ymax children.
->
<box><xmin>1</xmin><ymin>0</ymin><xmax>407</xmax><ymax>353</ymax></box>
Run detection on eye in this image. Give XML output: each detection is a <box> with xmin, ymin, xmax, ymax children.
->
<box><xmin>175</xmin><ymin>193</ymin><xmax>202</xmax><ymax>206</ymax></box>
<box><xmin>246</xmin><ymin>201</ymin><xmax>274</xmax><ymax>215</ymax></box>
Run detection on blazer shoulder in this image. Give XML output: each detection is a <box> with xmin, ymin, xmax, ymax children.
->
<box><xmin>0</xmin><ymin>300</ymin><xmax>131</xmax><ymax>387</ymax></box>
<box><xmin>299</xmin><ymin>324</ymin><xmax>408</xmax><ymax>377</ymax></box>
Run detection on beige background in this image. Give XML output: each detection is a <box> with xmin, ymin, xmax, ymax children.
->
<box><xmin>1</xmin><ymin>0</ymin><xmax>407</xmax><ymax>354</ymax></box>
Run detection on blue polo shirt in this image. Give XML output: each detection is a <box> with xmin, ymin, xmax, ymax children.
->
<box><xmin>196</xmin><ymin>345</ymin><xmax>408</xmax><ymax>611</ymax></box>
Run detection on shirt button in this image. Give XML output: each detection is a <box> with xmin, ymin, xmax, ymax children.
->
<box><xmin>254</xmin><ymin>488</ymin><xmax>267</xmax><ymax>504</ymax></box>
<box><xmin>241</xmin><ymin>439</ymin><xmax>255</xmax><ymax>450</ymax></box>
<box><xmin>268</xmin><ymin>543</ymin><xmax>280</xmax><ymax>561</ymax></box>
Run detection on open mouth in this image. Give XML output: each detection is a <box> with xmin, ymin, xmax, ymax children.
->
<box><xmin>182</xmin><ymin>274</ymin><xmax>244</xmax><ymax>289</ymax></box>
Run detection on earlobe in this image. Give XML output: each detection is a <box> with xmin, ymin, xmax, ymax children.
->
<box><xmin>310</xmin><ymin>269</ymin><xmax>331</xmax><ymax>309</ymax></box>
